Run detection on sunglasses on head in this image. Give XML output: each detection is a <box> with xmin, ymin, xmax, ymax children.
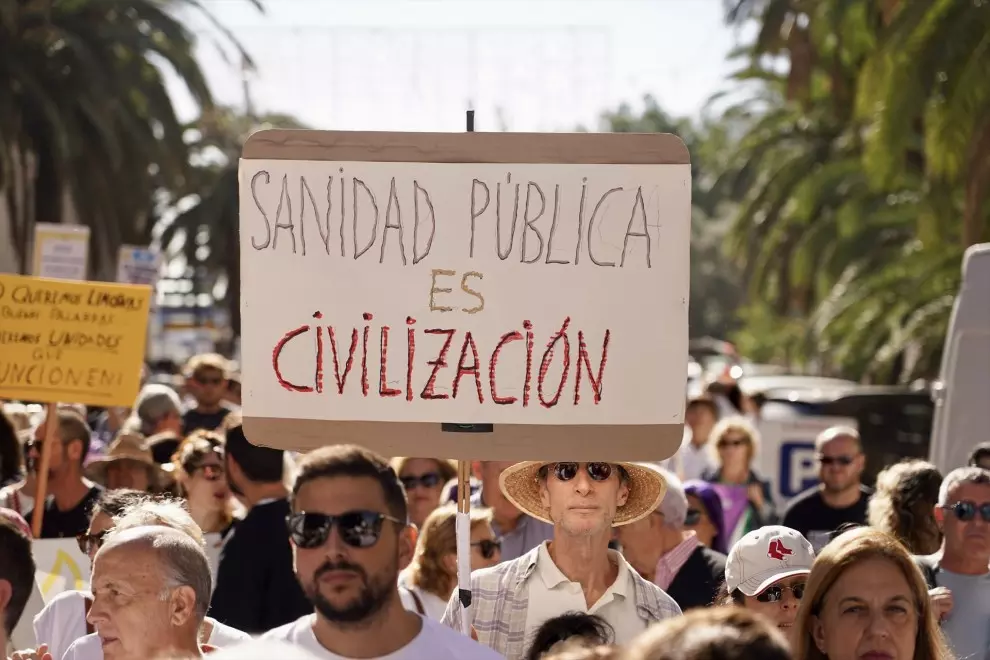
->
<box><xmin>471</xmin><ymin>538</ymin><xmax>502</xmax><ymax>559</ymax></box>
<box><xmin>719</xmin><ymin>438</ymin><xmax>748</xmax><ymax>448</ymax></box>
<box><xmin>818</xmin><ymin>454</ymin><xmax>855</xmax><ymax>467</ymax></box>
<box><xmin>400</xmin><ymin>472</ymin><xmax>442</xmax><ymax>491</ymax></box>
<box><xmin>756</xmin><ymin>582</ymin><xmax>806</xmax><ymax>603</ymax></box>
<box><xmin>287</xmin><ymin>510</ymin><xmax>404</xmax><ymax>549</ymax></box>
<box><xmin>545</xmin><ymin>462</ymin><xmax>615</xmax><ymax>482</ymax></box>
<box><xmin>944</xmin><ymin>500</ymin><xmax>990</xmax><ymax>523</ymax></box>
<box><xmin>194</xmin><ymin>374</ymin><xmax>224</xmax><ymax>385</ymax></box>
<box><xmin>77</xmin><ymin>529</ymin><xmax>110</xmax><ymax>555</ymax></box>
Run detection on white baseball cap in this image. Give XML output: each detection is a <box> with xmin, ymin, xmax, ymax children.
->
<box><xmin>726</xmin><ymin>526</ymin><xmax>815</xmax><ymax>597</ymax></box>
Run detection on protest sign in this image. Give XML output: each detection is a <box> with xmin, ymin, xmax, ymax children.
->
<box><xmin>32</xmin><ymin>223</ymin><xmax>90</xmax><ymax>280</ymax></box>
<box><xmin>0</xmin><ymin>274</ymin><xmax>152</xmax><ymax>407</ymax></box>
<box><xmin>116</xmin><ymin>245</ymin><xmax>161</xmax><ymax>287</ymax></box>
<box><xmin>32</xmin><ymin>537</ymin><xmax>90</xmax><ymax>602</ymax></box>
<box><xmin>238</xmin><ymin>130</ymin><xmax>691</xmax><ymax>461</ymax></box>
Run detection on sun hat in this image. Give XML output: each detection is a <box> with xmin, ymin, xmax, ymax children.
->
<box><xmin>499</xmin><ymin>461</ymin><xmax>667</xmax><ymax>527</ymax></box>
<box><xmin>726</xmin><ymin>525</ymin><xmax>815</xmax><ymax>596</ymax></box>
<box><xmin>85</xmin><ymin>433</ymin><xmax>161</xmax><ymax>486</ymax></box>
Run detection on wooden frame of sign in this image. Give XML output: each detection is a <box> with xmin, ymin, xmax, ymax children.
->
<box><xmin>239</xmin><ymin>130</ymin><xmax>689</xmax><ymax>461</ymax></box>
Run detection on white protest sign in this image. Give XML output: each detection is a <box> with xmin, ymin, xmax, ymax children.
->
<box><xmin>238</xmin><ymin>131</ymin><xmax>690</xmax><ymax>460</ymax></box>
<box><xmin>32</xmin><ymin>223</ymin><xmax>90</xmax><ymax>280</ymax></box>
<box><xmin>116</xmin><ymin>245</ymin><xmax>161</xmax><ymax>287</ymax></box>
<box><xmin>32</xmin><ymin>537</ymin><xmax>90</xmax><ymax>602</ymax></box>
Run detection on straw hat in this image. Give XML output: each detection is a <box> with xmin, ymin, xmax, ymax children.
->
<box><xmin>499</xmin><ymin>461</ymin><xmax>667</xmax><ymax>527</ymax></box>
<box><xmin>86</xmin><ymin>433</ymin><xmax>160</xmax><ymax>486</ymax></box>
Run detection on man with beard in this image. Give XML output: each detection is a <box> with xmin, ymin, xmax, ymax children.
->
<box><xmin>263</xmin><ymin>445</ymin><xmax>501</xmax><ymax>659</ymax></box>
<box><xmin>781</xmin><ymin>426</ymin><xmax>871</xmax><ymax>551</ymax></box>
<box><xmin>209</xmin><ymin>422</ymin><xmax>309</xmax><ymax>633</ymax></box>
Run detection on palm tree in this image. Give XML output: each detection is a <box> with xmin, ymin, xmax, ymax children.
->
<box><xmin>157</xmin><ymin>106</ymin><xmax>308</xmax><ymax>338</ymax></box>
<box><xmin>857</xmin><ymin>0</ymin><xmax>990</xmax><ymax>248</ymax></box>
<box><xmin>0</xmin><ymin>0</ymin><xmax>260</xmax><ymax>279</ymax></box>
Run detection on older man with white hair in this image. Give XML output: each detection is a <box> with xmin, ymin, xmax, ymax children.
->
<box><xmin>616</xmin><ymin>466</ymin><xmax>726</xmax><ymax>611</ymax></box>
<box><xmin>85</xmin><ymin>525</ymin><xmax>211</xmax><ymax>660</ymax></box>
<box><xmin>59</xmin><ymin>500</ymin><xmax>249</xmax><ymax>660</ymax></box>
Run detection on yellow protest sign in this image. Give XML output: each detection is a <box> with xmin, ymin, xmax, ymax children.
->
<box><xmin>0</xmin><ymin>274</ymin><xmax>151</xmax><ymax>407</ymax></box>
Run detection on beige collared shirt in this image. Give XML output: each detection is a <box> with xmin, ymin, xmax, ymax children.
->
<box><xmin>523</xmin><ymin>542</ymin><xmax>648</xmax><ymax>649</ymax></box>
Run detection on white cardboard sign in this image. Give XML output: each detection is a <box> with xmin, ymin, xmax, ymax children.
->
<box><xmin>237</xmin><ymin>131</ymin><xmax>690</xmax><ymax>460</ymax></box>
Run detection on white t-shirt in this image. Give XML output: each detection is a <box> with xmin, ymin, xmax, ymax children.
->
<box><xmin>33</xmin><ymin>589</ymin><xmax>88</xmax><ymax>660</ymax></box>
<box><xmin>262</xmin><ymin>613</ymin><xmax>504</xmax><ymax>659</ymax></box>
<box><xmin>61</xmin><ymin>618</ymin><xmax>250</xmax><ymax>660</ymax></box>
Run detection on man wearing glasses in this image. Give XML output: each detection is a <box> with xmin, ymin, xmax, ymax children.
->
<box><xmin>915</xmin><ymin>466</ymin><xmax>990</xmax><ymax>660</ymax></box>
<box><xmin>442</xmin><ymin>460</ymin><xmax>681</xmax><ymax>658</ymax></box>
<box><xmin>781</xmin><ymin>426</ymin><xmax>871</xmax><ymax>551</ymax></box>
<box><xmin>181</xmin><ymin>353</ymin><xmax>236</xmax><ymax>435</ymax></box>
<box><xmin>263</xmin><ymin>444</ymin><xmax>500</xmax><ymax>658</ymax></box>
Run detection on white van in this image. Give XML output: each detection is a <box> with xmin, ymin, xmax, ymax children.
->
<box><xmin>929</xmin><ymin>243</ymin><xmax>990</xmax><ymax>474</ymax></box>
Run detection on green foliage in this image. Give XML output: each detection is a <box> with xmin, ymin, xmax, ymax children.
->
<box><xmin>0</xmin><ymin>0</ymin><xmax>260</xmax><ymax>279</ymax></box>
<box><xmin>717</xmin><ymin>0</ymin><xmax>990</xmax><ymax>382</ymax></box>
<box><xmin>600</xmin><ymin>96</ymin><xmax>745</xmax><ymax>341</ymax></box>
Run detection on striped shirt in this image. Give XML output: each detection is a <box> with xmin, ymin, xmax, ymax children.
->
<box><xmin>441</xmin><ymin>542</ymin><xmax>682</xmax><ymax>659</ymax></box>
<box><xmin>654</xmin><ymin>533</ymin><xmax>699</xmax><ymax>590</ymax></box>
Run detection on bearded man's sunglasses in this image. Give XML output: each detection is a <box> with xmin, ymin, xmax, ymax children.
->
<box><xmin>287</xmin><ymin>511</ymin><xmax>404</xmax><ymax>549</ymax></box>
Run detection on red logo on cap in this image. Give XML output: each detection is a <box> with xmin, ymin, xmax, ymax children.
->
<box><xmin>768</xmin><ymin>538</ymin><xmax>793</xmax><ymax>561</ymax></box>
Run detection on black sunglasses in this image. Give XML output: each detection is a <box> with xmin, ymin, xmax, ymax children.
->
<box><xmin>756</xmin><ymin>583</ymin><xmax>806</xmax><ymax>603</ymax></box>
<box><xmin>684</xmin><ymin>508</ymin><xmax>703</xmax><ymax>526</ymax></box>
<box><xmin>944</xmin><ymin>500</ymin><xmax>990</xmax><ymax>523</ymax></box>
<box><xmin>471</xmin><ymin>538</ymin><xmax>502</xmax><ymax>559</ymax></box>
<box><xmin>546</xmin><ymin>462</ymin><xmax>614</xmax><ymax>482</ymax></box>
<box><xmin>400</xmin><ymin>472</ymin><xmax>443</xmax><ymax>491</ymax></box>
<box><xmin>818</xmin><ymin>454</ymin><xmax>856</xmax><ymax>466</ymax></box>
<box><xmin>287</xmin><ymin>510</ymin><xmax>404</xmax><ymax>549</ymax></box>
<box><xmin>77</xmin><ymin>529</ymin><xmax>110</xmax><ymax>555</ymax></box>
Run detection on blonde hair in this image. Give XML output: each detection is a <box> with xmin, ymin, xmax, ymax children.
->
<box><xmin>407</xmin><ymin>504</ymin><xmax>493</xmax><ymax>599</ymax></box>
<box><xmin>795</xmin><ymin>527</ymin><xmax>951</xmax><ymax>660</ymax></box>
<box><xmin>710</xmin><ymin>416</ymin><xmax>760</xmax><ymax>465</ymax></box>
<box><xmin>184</xmin><ymin>353</ymin><xmax>230</xmax><ymax>379</ymax></box>
<box><xmin>390</xmin><ymin>457</ymin><xmax>458</xmax><ymax>485</ymax></box>
<box><xmin>867</xmin><ymin>460</ymin><xmax>942</xmax><ymax>555</ymax></box>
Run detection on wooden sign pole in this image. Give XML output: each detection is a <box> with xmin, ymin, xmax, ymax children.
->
<box><xmin>31</xmin><ymin>403</ymin><xmax>59</xmax><ymax>538</ymax></box>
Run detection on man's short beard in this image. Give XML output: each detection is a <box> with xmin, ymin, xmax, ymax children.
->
<box><xmin>306</xmin><ymin>558</ymin><xmax>397</xmax><ymax>627</ymax></box>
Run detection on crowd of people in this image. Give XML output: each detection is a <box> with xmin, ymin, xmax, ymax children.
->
<box><xmin>0</xmin><ymin>354</ymin><xmax>988</xmax><ymax>660</ymax></box>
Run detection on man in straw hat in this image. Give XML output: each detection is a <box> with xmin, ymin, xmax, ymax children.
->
<box><xmin>441</xmin><ymin>461</ymin><xmax>681</xmax><ymax>657</ymax></box>
<box><xmin>86</xmin><ymin>432</ymin><xmax>161</xmax><ymax>493</ymax></box>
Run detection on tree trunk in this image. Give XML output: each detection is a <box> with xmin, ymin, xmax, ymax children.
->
<box><xmin>963</xmin><ymin>117</ymin><xmax>990</xmax><ymax>247</ymax></box>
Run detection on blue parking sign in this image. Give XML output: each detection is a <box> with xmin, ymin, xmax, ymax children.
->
<box><xmin>779</xmin><ymin>441</ymin><xmax>818</xmax><ymax>498</ymax></box>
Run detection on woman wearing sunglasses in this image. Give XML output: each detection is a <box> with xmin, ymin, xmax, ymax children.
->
<box><xmin>170</xmin><ymin>430</ymin><xmax>236</xmax><ymax>585</ymax></box>
<box><xmin>718</xmin><ymin>525</ymin><xmax>815</xmax><ymax>647</ymax></box>
<box><xmin>400</xmin><ymin>504</ymin><xmax>502</xmax><ymax>619</ymax></box>
<box><xmin>682</xmin><ymin>480</ymin><xmax>728</xmax><ymax>555</ymax></box>
<box><xmin>391</xmin><ymin>456</ymin><xmax>457</xmax><ymax>530</ymax></box>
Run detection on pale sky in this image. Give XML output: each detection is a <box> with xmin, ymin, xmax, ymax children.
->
<box><xmin>171</xmin><ymin>0</ymin><xmax>749</xmax><ymax>131</ymax></box>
